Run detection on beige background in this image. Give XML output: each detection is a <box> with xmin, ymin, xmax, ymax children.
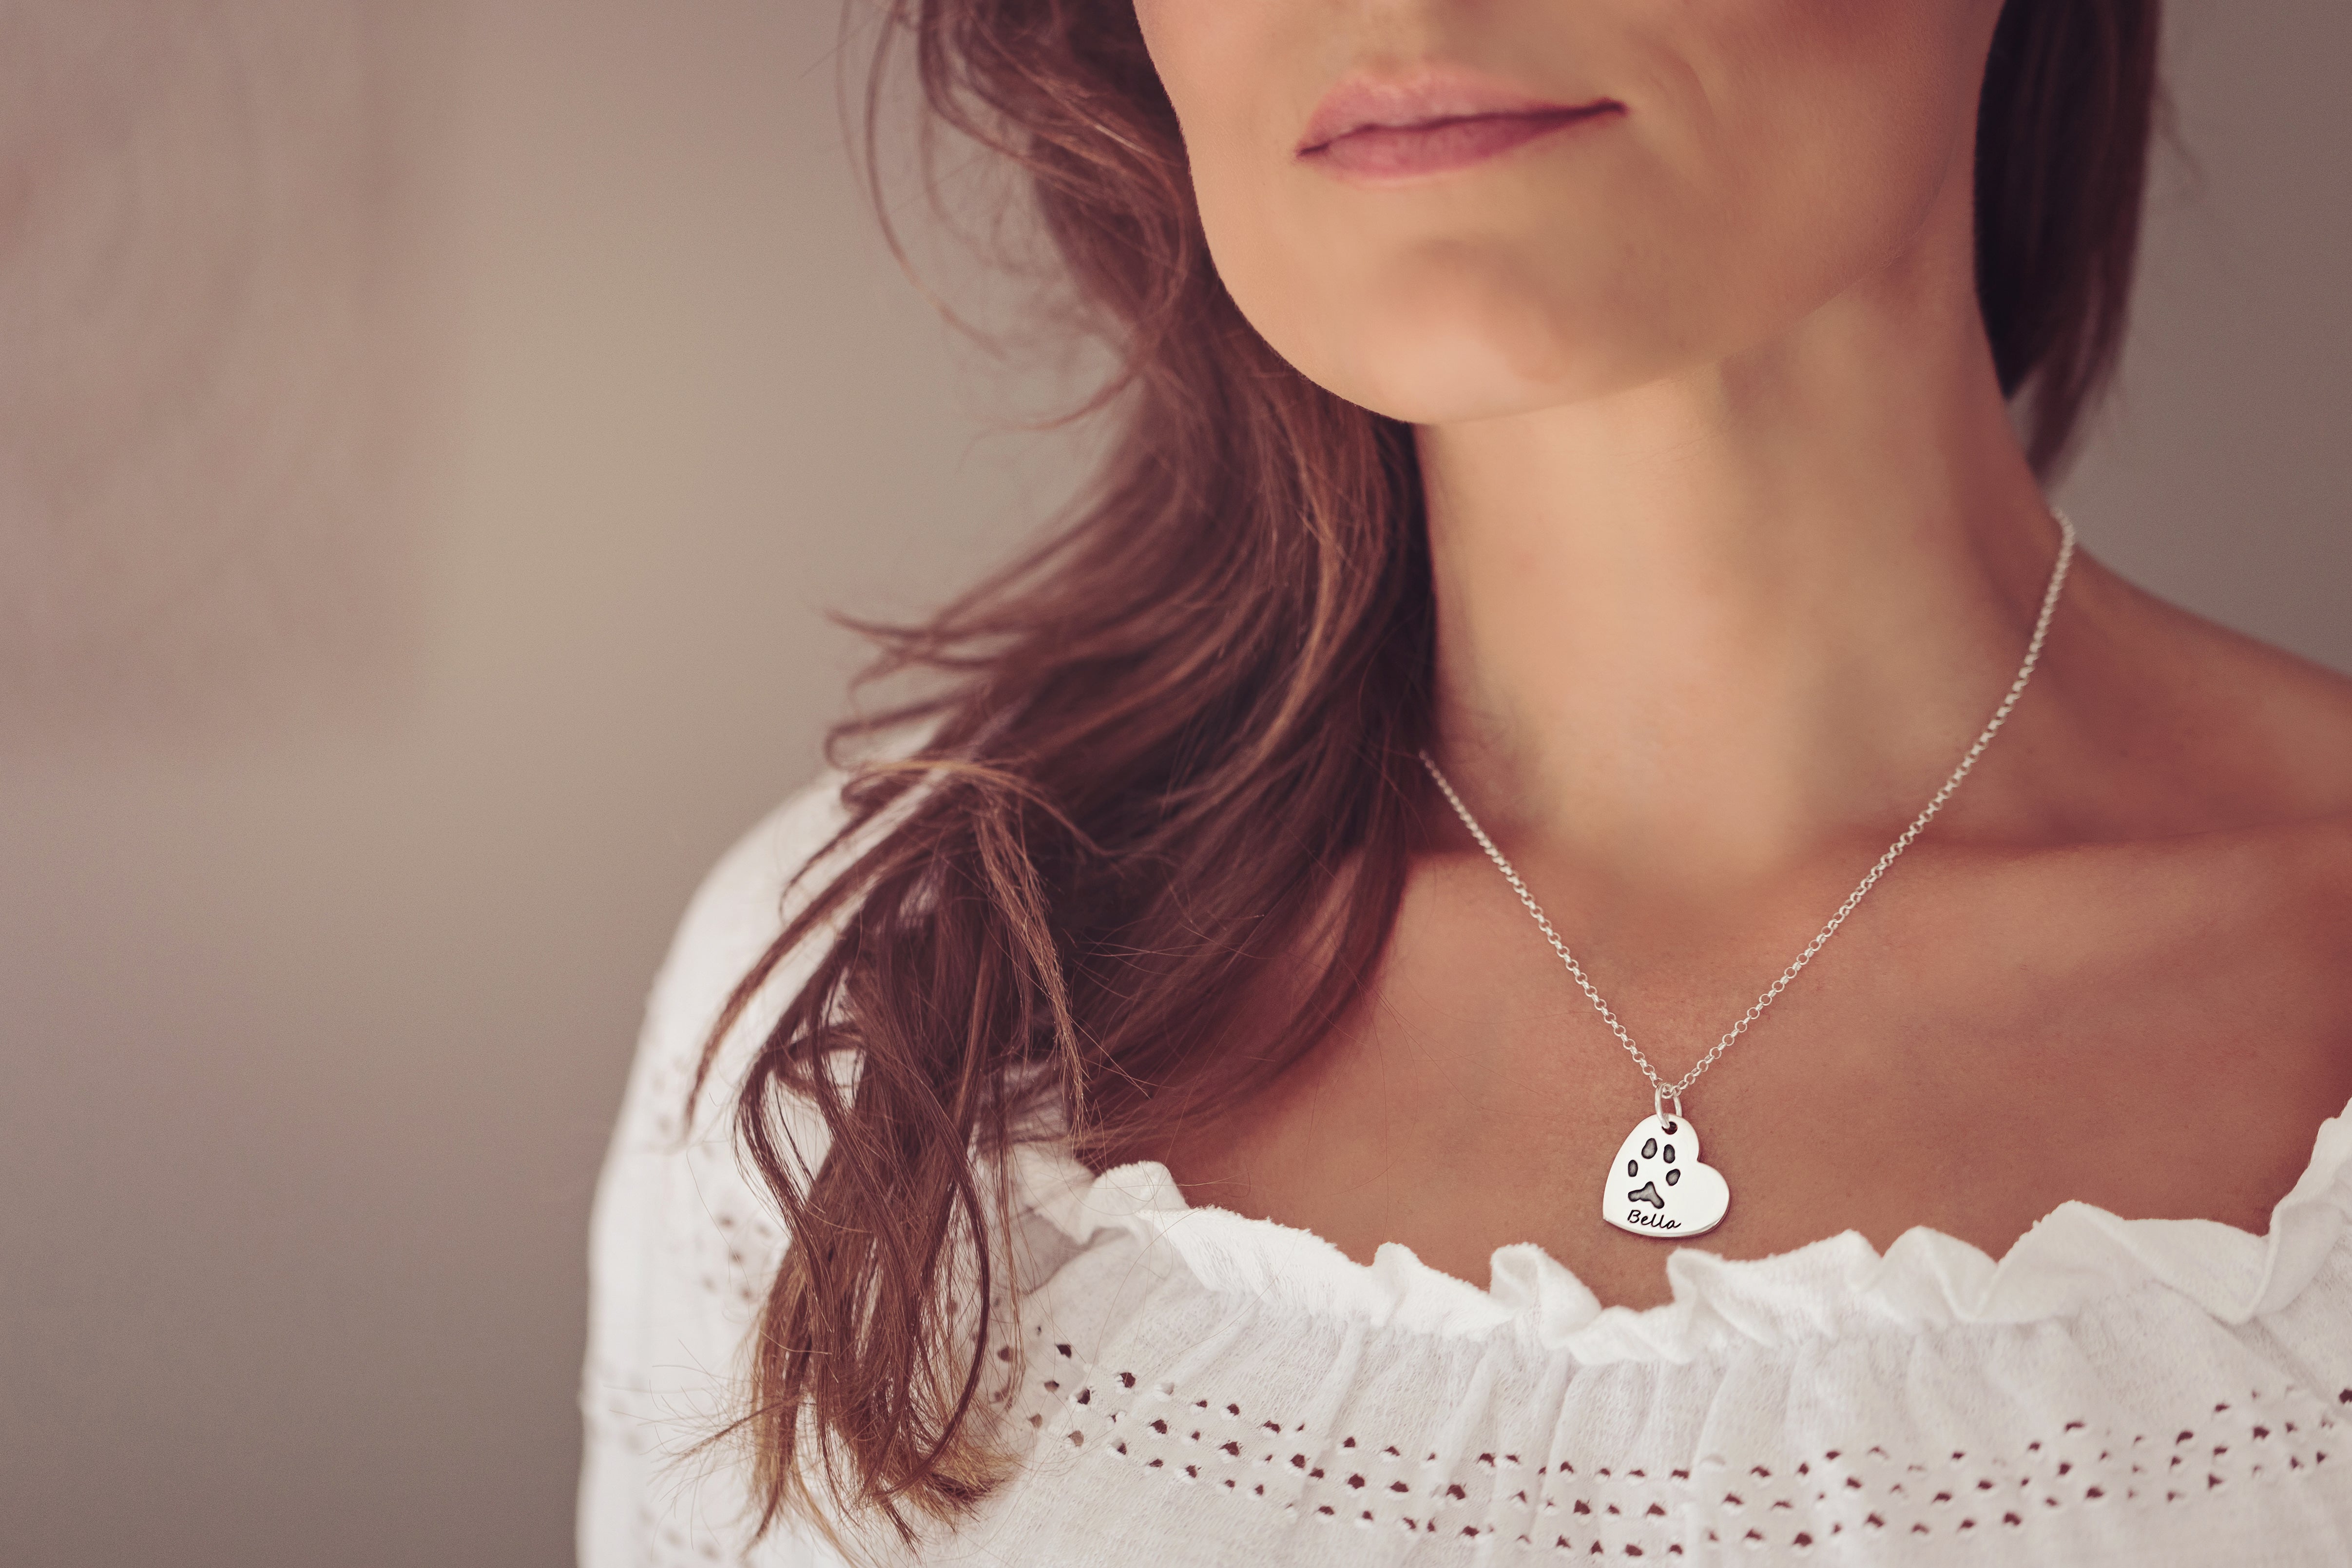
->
<box><xmin>0</xmin><ymin>3</ymin><xmax>2343</xmax><ymax>1565</ymax></box>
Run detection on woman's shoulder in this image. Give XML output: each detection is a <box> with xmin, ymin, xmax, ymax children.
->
<box><xmin>2078</xmin><ymin>553</ymin><xmax>2352</xmax><ymax>826</ymax></box>
<box><xmin>2062</xmin><ymin>555</ymin><xmax>2352</xmax><ymax>971</ymax></box>
<box><xmin>579</xmin><ymin>762</ymin><xmax>877</xmax><ymax>1568</ymax></box>
<box><xmin>641</xmin><ymin>723</ymin><xmax>939</xmax><ymax>1100</ymax></box>
<box><xmin>639</xmin><ymin>767</ymin><xmax>860</xmax><ymax>1090</ymax></box>
<box><xmin>595</xmin><ymin>760</ymin><xmax>865</xmax><ymax>1258</ymax></box>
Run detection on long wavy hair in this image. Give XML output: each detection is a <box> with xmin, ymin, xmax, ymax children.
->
<box><xmin>696</xmin><ymin>0</ymin><xmax>2165</xmax><ymax>1544</ymax></box>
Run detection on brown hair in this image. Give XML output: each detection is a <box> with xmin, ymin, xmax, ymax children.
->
<box><xmin>698</xmin><ymin>0</ymin><xmax>2164</xmax><ymax>1545</ymax></box>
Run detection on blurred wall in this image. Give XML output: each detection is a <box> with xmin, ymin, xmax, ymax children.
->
<box><xmin>0</xmin><ymin>3</ymin><xmax>2343</xmax><ymax>1566</ymax></box>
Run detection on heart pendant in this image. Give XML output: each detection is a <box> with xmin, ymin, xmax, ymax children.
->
<box><xmin>1602</xmin><ymin>1112</ymin><xmax>1730</xmax><ymax>1239</ymax></box>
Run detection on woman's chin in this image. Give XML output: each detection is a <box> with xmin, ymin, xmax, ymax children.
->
<box><xmin>1260</xmin><ymin>277</ymin><xmax>1638</xmax><ymax>426</ymax></box>
<box><xmin>1303</xmin><ymin>339</ymin><xmax>1614</xmax><ymax>428</ymax></box>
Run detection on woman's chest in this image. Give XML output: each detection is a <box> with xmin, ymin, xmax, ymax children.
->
<box><xmin>1158</xmin><ymin>845</ymin><xmax>2352</xmax><ymax>1311</ymax></box>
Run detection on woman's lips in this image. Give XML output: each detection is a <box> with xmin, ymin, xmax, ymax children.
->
<box><xmin>1303</xmin><ymin>106</ymin><xmax>1618</xmax><ymax>179</ymax></box>
<box><xmin>1297</xmin><ymin>69</ymin><xmax>1622</xmax><ymax>181</ymax></box>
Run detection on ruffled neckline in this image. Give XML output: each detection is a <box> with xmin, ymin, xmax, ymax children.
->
<box><xmin>1007</xmin><ymin>1093</ymin><xmax>2352</xmax><ymax>1364</ymax></box>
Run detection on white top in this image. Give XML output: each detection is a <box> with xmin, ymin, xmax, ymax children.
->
<box><xmin>580</xmin><ymin>774</ymin><xmax>2352</xmax><ymax>1567</ymax></box>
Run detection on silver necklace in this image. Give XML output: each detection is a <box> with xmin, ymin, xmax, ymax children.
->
<box><xmin>1419</xmin><ymin>507</ymin><xmax>2077</xmax><ymax>1240</ymax></box>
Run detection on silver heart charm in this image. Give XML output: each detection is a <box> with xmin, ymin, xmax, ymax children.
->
<box><xmin>1603</xmin><ymin>1112</ymin><xmax>1730</xmax><ymax>1239</ymax></box>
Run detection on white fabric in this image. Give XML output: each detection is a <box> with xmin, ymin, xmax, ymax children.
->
<box><xmin>581</xmin><ymin>772</ymin><xmax>2352</xmax><ymax>1567</ymax></box>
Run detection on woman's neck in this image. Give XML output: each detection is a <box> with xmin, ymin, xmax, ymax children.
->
<box><xmin>1420</xmin><ymin>229</ymin><xmax>2065</xmax><ymax>900</ymax></box>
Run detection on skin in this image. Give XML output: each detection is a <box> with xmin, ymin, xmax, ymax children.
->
<box><xmin>1130</xmin><ymin>0</ymin><xmax>2352</xmax><ymax>1310</ymax></box>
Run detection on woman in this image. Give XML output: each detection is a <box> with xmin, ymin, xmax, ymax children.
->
<box><xmin>580</xmin><ymin>0</ymin><xmax>2352</xmax><ymax>1562</ymax></box>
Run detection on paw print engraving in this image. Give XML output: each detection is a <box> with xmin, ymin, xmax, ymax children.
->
<box><xmin>1623</xmin><ymin>1136</ymin><xmax>1687</xmax><ymax>1209</ymax></box>
<box><xmin>1603</xmin><ymin>1115</ymin><xmax>1730</xmax><ymax>1239</ymax></box>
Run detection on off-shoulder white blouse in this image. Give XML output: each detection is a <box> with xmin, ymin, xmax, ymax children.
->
<box><xmin>579</xmin><ymin>774</ymin><xmax>2352</xmax><ymax>1566</ymax></box>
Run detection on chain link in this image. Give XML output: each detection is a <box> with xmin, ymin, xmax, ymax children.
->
<box><xmin>1421</xmin><ymin>506</ymin><xmax>2078</xmax><ymax>1103</ymax></box>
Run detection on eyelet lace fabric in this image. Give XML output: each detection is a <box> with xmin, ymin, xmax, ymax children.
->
<box><xmin>579</xmin><ymin>777</ymin><xmax>2352</xmax><ymax>1566</ymax></box>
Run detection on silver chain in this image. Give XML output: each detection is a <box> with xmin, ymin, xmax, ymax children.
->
<box><xmin>1420</xmin><ymin>506</ymin><xmax>2077</xmax><ymax>1109</ymax></box>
